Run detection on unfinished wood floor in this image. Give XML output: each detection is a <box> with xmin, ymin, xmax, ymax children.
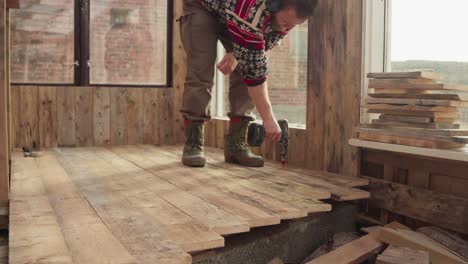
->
<box><xmin>9</xmin><ymin>145</ymin><xmax>369</xmax><ymax>264</ymax></box>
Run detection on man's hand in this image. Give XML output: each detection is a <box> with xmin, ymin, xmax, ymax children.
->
<box><xmin>217</xmin><ymin>53</ymin><xmax>238</xmax><ymax>75</ymax></box>
<box><xmin>264</xmin><ymin>118</ymin><xmax>282</xmax><ymax>142</ymax></box>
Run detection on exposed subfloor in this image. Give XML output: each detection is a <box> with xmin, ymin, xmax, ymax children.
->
<box><xmin>9</xmin><ymin>145</ymin><xmax>369</xmax><ymax>264</ymax></box>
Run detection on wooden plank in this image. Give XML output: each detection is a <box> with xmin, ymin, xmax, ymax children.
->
<box><xmin>6</xmin><ymin>0</ymin><xmax>20</xmax><ymax>9</ymax></box>
<box><xmin>10</xmin><ymin>86</ymin><xmax>19</xmax><ymax>150</ymax></box>
<box><xmin>418</xmin><ymin>226</ymin><xmax>468</xmax><ymax>262</ymax></box>
<box><xmin>366</xmin><ymin>98</ymin><xmax>468</xmax><ymax>107</ymax></box>
<box><xmin>152</xmin><ymin>146</ymin><xmax>332</xmax><ymax>215</ymax></box>
<box><xmin>358</xmin><ymin>128</ymin><xmax>468</xmax><ymax>144</ymax></box>
<box><xmin>9</xmin><ymin>153</ymin><xmax>74</xmax><ymax>264</ymax></box>
<box><xmin>102</xmin><ymin>146</ymin><xmax>250</xmax><ymax>236</ymax></box>
<box><xmin>368</xmin><ymin>109</ymin><xmax>460</xmax><ymax>119</ymax></box>
<box><xmin>369</xmin><ymin>93</ymin><xmax>468</xmax><ymax>101</ymax></box>
<box><xmin>365</xmin><ymin>177</ymin><xmax>468</xmax><ymax>234</ymax></box>
<box><xmin>19</xmin><ymin>87</ymin><xmax>39</xmax><ymax>149</ymax></box>
<box><xmin>143</xmin><ymin>89</ymin><xmax>160</xmax><ymax>145</ymax></box>
<box><xmin>159</xmin><ymin>89</ymin><xmax>173</xmax><ymax>145</ymax></box>
<box><xmin>379</xmin><ymin>115</ymin><xmax>432</xmax><ymax>123</ymax></box>
<box><xmin>59</xmin><ymin>147</ymin><xmax>224</xmax><ymax>254</ymax></box>
<box><xmin>367</xmin><ymin>72</ymin><xmax>443</xmax><ymax>80</ymax></box>
<box><xmin>359</xmin><ymin>131</ymin><xmax>465</xmax><ymax>148</ymax></box>
<box><xmin>195</xmin><ymin>146</ymin><xmax>369</xmax><ymax>202</ymax></box>
<box><xmin>0</xmin><ymin>1</ymin><xmax>7</xmax><ymax>206</ymax></box>
<box><xmin>38</xmin><ymin>87</ymin><xmax>57</xmax><ymax>148</ymax></box>
<box><xmin>93</xmin><ymin>87</ymin><xmax>111</xmax><ymax>146</ymax></box>
<box><xmin>306</xmin><ymin>234</ymin><xmax>384</xmax><ymax>264</ymax></box>
<box><xmin>111</xmin><ymin>145</ymin><xmax>282</xmax><ymax>228</ymax></box>
<box><xmin>361</xmin><ymin>124</ymin><xmax>468</xmax><ymax>137</ymax></box>
<box><xmin>110</xmin><ymin>88</ymin><xmax>127</xmax><ymax>145</ymax></box>
<box><xmin>379</xmin><ymin>228</ymin><xmax>467</xmax><ymax>264</ymax></box>
<box><xmin>372</xmin><ymin>120</ymin><xmax>462</xmax><ymax>129</ymax></box>
<box><xmin>36</xmin><ymin>152</ymin><xmax>138</xmax><ymax>264</ymax></box>
<box><xmin>369</xmin><ymin>82</ymin><xmax>468</xmax><ymax>92</ymax></box>
<box><xmin>57</xmin><ymin>87</ymin><xmax>76</xmax><ymax>147</ymax></box>
<box><xmin>376</xmin><ymin>245</ymin><xmax>430</xmax><ymax>264</ymax></box>
<box><xmin>127</xmin><ymin>88</ymin><xmax>144</xmax><ymax>145</ymax></box>
<box><xmin>365</xmin><ymin>104</ymin><xmax>459</xmax><ymax>113</ymax></box>
<box><xmin>75</xmin><ymin>87</ymin><xmax>93</xmax><ymax>146</ymax></box>
<box><xmin>57</xmin><ymin>148</ymin><xmax>192</xmax><ymax>264</ymax></box>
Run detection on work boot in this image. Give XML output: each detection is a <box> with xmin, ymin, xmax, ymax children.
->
<box><xmin>182</xmin><ymin>120</ymin><xmax>206</xmax><ymax>167</ymax></box>
<box><xmin>225</xmin><ymin>118</ymin><xmax>264</xmax><ymax>167</ymax></box>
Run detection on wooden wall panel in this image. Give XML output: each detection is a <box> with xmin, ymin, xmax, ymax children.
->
<box><xmin>19</xmin><ymin>87</ymin><xmax>39</xmax><ymax>149</ymax></box>
<box><xmin>57</xmin><ymin>87</ymin><xmax>76</xmax><ymax>146</ymax></box>
<box><xmin>38</xmin><ymin>87</ymin><xmax>57</xmax><ymax>148</ymax></box>
<box><xmin>126</xmin><ymin>88</ymin><xmax>144</xmax><ymax>145</ymax></box>
<box><xmin>306</xmin><ymin>0</ymin><xmax>363</xmax><ymax>175</ymax></box>
<box><xmin>93</xmin><ymin>87</ymin><xmax>111</xmax><ymax>146</ymax></box>
<box><xmin>110</xmin><ymin>88</ymin><xmax>128</xmax><ymax>145</ymax></box>
<box><xmin>0</xmin><ymin>0</ymin><xmax>8</xmax><ymax>204</ymax></box>
<box><xmin>10</xmin><ymin>83</ymin><xmax>18</xmax><ymax>151</ymax></box>
<box><xmin>12</xmin><ymin>86</ymin><xmax>174</xmax><ymax>149</ymax></box>
<box><xmin>75</xmin><ymin>87</ymin><xmax>93</xmax><ymax>146</ymax></box>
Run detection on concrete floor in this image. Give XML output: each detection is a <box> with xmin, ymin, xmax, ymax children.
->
<box><xmin>196</xmin><ymin>203</ymin><xmax>357</xmax><ymax>264</ymax></box>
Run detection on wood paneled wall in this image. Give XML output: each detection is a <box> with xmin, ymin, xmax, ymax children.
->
<box><xmin>361</xmin><ymin>149</ymin><xmax>468</xmax><ymax>234</ymax></box>
<box><xmin>0</xmin><ymin>0</ymin><xmax>8</xmax><ymax>205</ymax></box>
<box><xmin>11</xmin><ymin>86</ymin><xmax>174</xmax><ymax>149</ymax></box>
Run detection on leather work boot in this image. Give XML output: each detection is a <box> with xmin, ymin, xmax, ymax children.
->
<box><xmin>182</xmin><ymin>120</ymin><xmax>206</xmax><ymax>167</ymax></box>
<box><xmin>225</xmin><ymin>118</ymin><xmax>264</xmax><ymax>167</ymax></box>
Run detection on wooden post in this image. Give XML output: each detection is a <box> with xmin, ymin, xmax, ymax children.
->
<box><xmin>0</xmin><ymin>0</ymin><xmax>9</xmax><ymax>207</ymax></box>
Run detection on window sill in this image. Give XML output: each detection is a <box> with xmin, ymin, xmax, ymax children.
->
<box><xmin>349</xmin><ymin>138</ymin><xmax>468</xmax><ymax>162</ymax></box>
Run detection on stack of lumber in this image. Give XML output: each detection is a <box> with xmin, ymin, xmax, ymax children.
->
<box><xmin>304</xmin><ymin>222</ymin><xmax>468</xmax><ymax>264</ymax></box>
<box><xmin>359</xmin><ymin>72</ymin><xmax>468</xmax><ymax>148</ymax></box>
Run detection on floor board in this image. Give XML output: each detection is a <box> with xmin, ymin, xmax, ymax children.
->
<box><xmin>10</xmin><ymin>145</ymin><xmax>369</xmax><ymax>263</ymax></box>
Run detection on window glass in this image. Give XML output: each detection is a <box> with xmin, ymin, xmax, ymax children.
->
<box><xmin>90</xmin><ymin>0</ymin><xmax>168</xmax><ymax>85</ymax></box>
<box><xmin>11</xmin><ymin>0</ymin><xmax>75</xmax><ymax>84</ymax></box>
<box><xmin>390</xmin><ymin>0</ymin><xmax>468</xmax><ymax>121</ymax></box>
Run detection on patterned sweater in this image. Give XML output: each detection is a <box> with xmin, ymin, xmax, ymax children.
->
<box><xmin>200</xmin><ymin>0</ymin><xmax>289</xmax><ymax>86</ymax></box>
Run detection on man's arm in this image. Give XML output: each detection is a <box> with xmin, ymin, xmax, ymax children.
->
<box><xmin>248</xmin><ymin>82</ymin><xmax>282</xmax><ymax>142</ymax></box>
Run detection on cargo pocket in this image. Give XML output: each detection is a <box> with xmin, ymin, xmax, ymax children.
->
<box><xmin>177</xmin><ymin>13</ymin><xmax>193</xmax><ymax>54</ymax></box>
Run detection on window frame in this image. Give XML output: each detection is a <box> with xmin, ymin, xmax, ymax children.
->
<box><xmin>11</xmin><ymin>0</ymin><xmax>173</xmax><ymax>88</ymax></box>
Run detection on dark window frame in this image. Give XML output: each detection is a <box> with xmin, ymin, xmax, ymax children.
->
<box><xmin>12</xmin><ymin>0</ymin><xmax>173</xmax><ymax>88</ymax></box>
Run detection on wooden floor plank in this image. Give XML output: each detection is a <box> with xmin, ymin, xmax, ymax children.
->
<box><xmin>137</xmin><ymin>146</ymin><xmax>316</xmax><ymax>218</ymax></box>
<box><xmin>58</xmin><ymin>147</ymin><xmax>225</xmax><ymax>254</ymax></box>
<box><xmin>137</xmin><ymin>145</ymin><xmax>331</xmax><ymax>215</ymax></box>
<box><xmin>9</xmin><ymin>152</ymin><xmax>74</xmax><ymax>264</ymax></box>
<box><xmin>110</xmin><ymin>145</ymin><xmax>282</xmax><ymax>228</ymax></box>
<box><xmin>68</xmin><ymin>148</ymin><xmax>249</xmax><ymax>236</ymax></box>
<box><xmin>56</xmin><ymin>149</ymin><xmax>192</xmax><ymax>264</ymax></box>
<box><xmin>35</xmin><ymin>152</ymin><xmax>139</xmax><ymax>264</ymax></box>
<box><xmin>164</xmin><ymin>146</ymin><xmax>369</xmax><ymax>202</ymax></box>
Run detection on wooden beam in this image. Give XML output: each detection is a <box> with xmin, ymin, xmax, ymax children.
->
<box><xmin>0</xmin><ymin>0</ymin><xmax>8</xmax><ymax>207</ymax></box>
<box><xmin>376</xmin><ymin>245</ymin><xmax>430</xmax><ymax>264</ymax></box>
<box><xmin>364</xmin><ymin>177</ymin><xmax>468</xmax><ymax>234</ymax></box>
<box><xmin>6</xmin><ymin>0</ymin><xmax>20</xmax><ymax>9</ymax></box>
<box><xmin>306</xmin><ymin>233</ymin><xmax>385</xmax><ymax>264</ymax></box>
<box><xmin>367</xmin><ymin>72</ymin><xmax>443</xmax><ymax>80</ymax></box>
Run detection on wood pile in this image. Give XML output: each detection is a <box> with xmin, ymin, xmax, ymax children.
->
<box><xmin>358</xmin><ymin>72</ymin><xmax>468</xmax><ymax>148</ymax></box>
<box><xmin>303</xmin><ymin>222</ymin><xmax>468</xmax><ymax>264</ymax></box>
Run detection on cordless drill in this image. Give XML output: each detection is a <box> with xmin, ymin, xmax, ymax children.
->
<box><xmin>247</xmin><ymin>120</ymin><xmax>289</xmax><ymax>167</ymax></box>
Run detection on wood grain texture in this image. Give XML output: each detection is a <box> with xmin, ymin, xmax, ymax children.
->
<box><xmin>143</xmin><ymin>89</ymin><xmax>160</xmax><ymax>145</ymax></box>
<box><xmin>10</xmin><ymin>83</ymin><xmax>19</xmax><ymax>151</ymax></box>
<box><xmin>57</xmin><ymin>87</ymin><xmax>76</xmax><ymax>146</ymax></box>
<box><xmin>0</xmin><ymin>1</ymin><xmax>7</xmax><ymax>205</ymax></box>
<box><xmin>365</xmin><ymin>177</ymin><xmax>468</xmax><ymax>234</ymax></box>
<box><xmin>19</xmin><ymin>87</ymin><xmax>38</xmax><ymax>149</ymax></box>
<box><xmin>93</xmin><ymin>87</ymin><xmax>111</xmax><ymax>146</ymax></box>
<box><xmin>6</xmin><ymin>0</ymin><xmax>20</xmax><ymax>9</ymax></box>
<box><xmin>367</xmin><ymin>72</ymin><xmax>443</xmax><ymax>80</ymax></box>
<box><xmin>111</xmin><ymin>88</ymin><xmax>128</xmax><ymax>145</ymax></box>
<box><xmin>159</xmin><ymin>88</ymin><xmax>174</xmax><ymax>145</ymax></box>
<box><xmin>369</xmin><ymin>93</ymin><xmax>468</xmax><ymax>101</ymax></box>
<box><xmin>126</xmin><ymin>88</ymin><xmax>144</xmax><ymax>145</ymax></box>
<box><xmin>306</xmin><ymin>0</ymin><xmax>362</xmax><ymax>174</ymax></box>
<box><xmin>38</xmin><ymin>87</ymin><xmax>57</xmax><ymax>148</ymax></box>
<box><xmin>75</xmin><ymin>87</ymin><xmax>93</xmax><ymax>146</ymax></box>
<box><xmin>376</xmin><ymin>245</ymin><xmax>430</xmax><ymax>264</ymax></box>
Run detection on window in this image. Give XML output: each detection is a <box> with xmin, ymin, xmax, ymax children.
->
<box><xmin>214</xmin><ymin>25</ymin><xmax>308</xmax><ymax>126</ymax></box>
<box><xmin>388</xmin><ymin>0</ymin><xmax>468</xmax><ymax>122</ymax></box>
<box><xmin>11</xmin><ymin>0</ymin><xmax>75</xmax><ymax>84</ymax></box>
<box><xmin>11</xmin><ymin>0</ymin><xmax>171</xmax><ymax>86</ymax></box>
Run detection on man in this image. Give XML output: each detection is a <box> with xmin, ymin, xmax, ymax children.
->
<box><xmin>180</xmin><ymin>0</ymin><xmax>318</xmax><ymax>167</ymax></box>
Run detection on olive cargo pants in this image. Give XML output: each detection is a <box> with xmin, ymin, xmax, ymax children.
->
<box><xmin>179</xmin><ymin>0</ymin><xmax>256</xmax><ymax>122</ymax></box>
